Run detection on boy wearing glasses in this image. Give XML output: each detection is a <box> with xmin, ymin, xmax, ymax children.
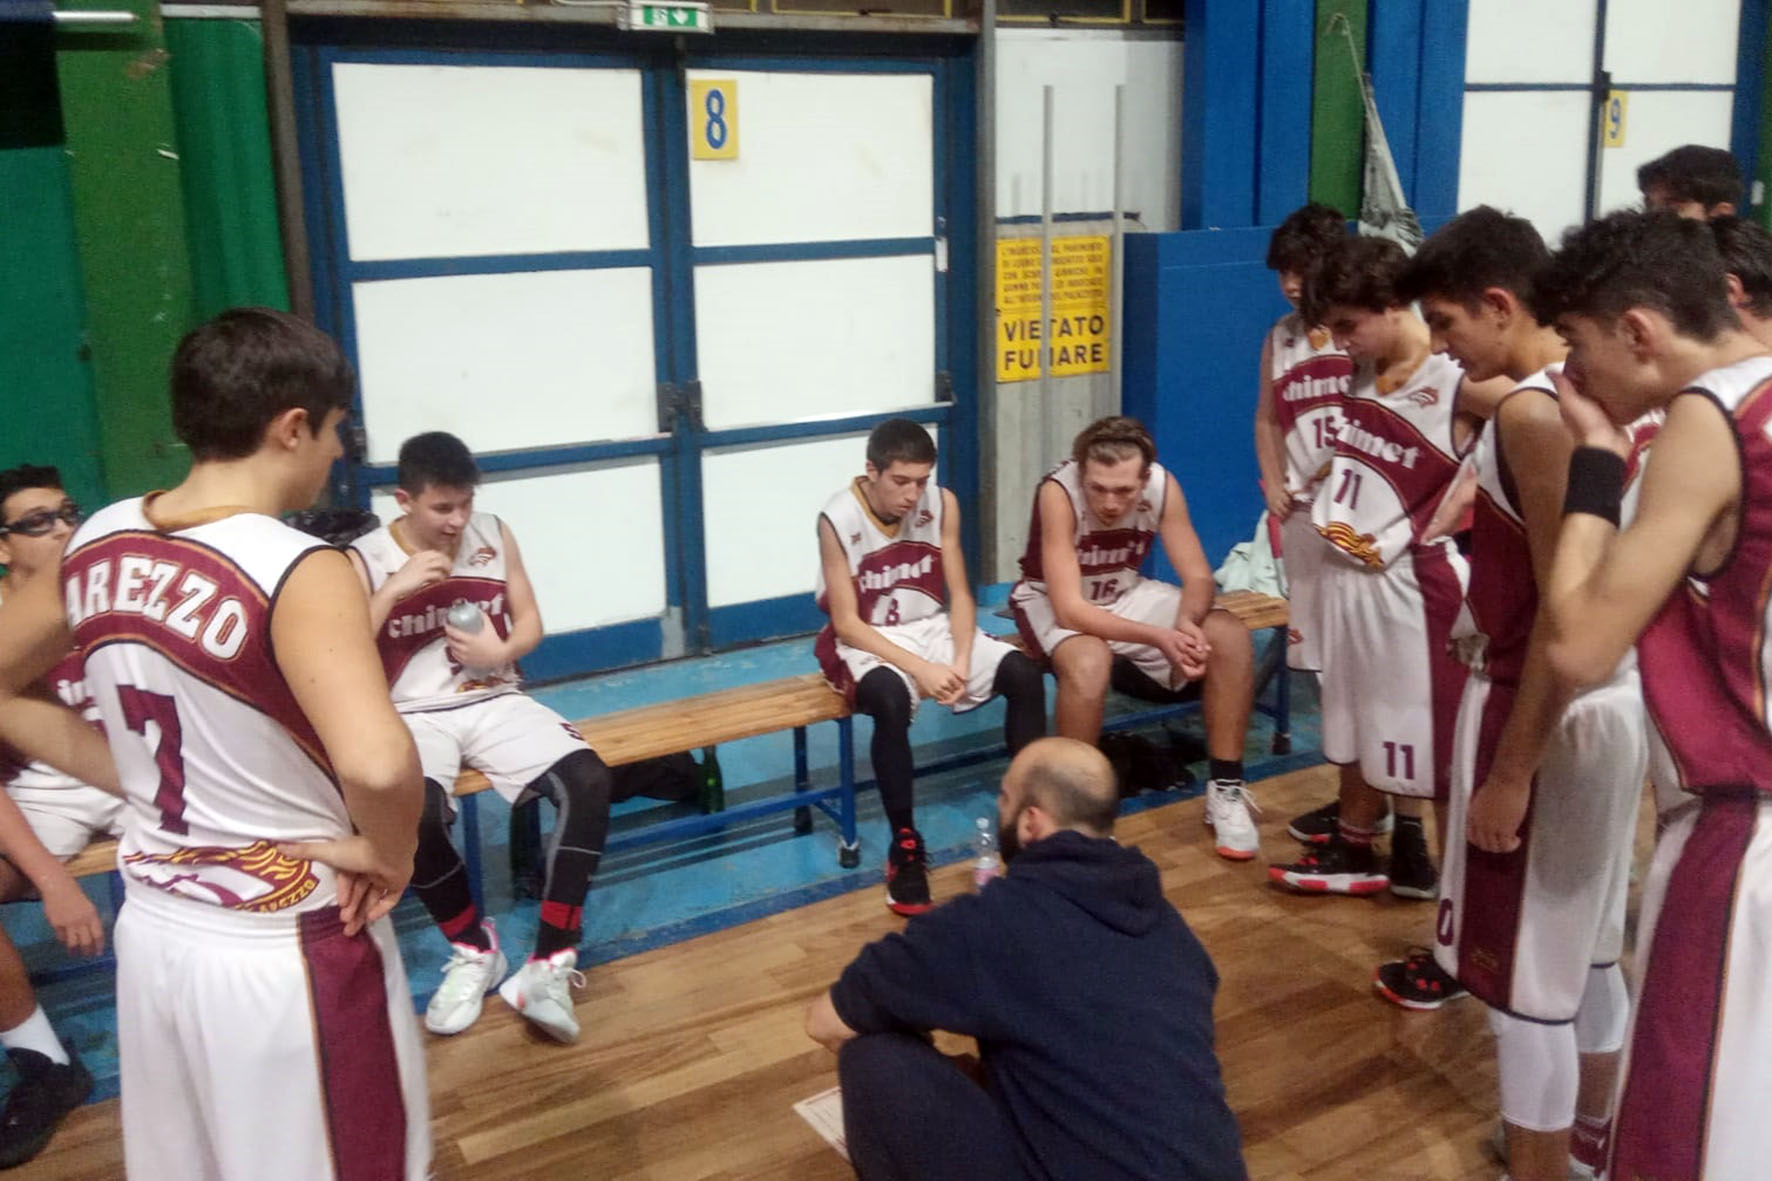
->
<box><xmin>0</xmin><ymin>465</ymin><xmax>119</xmax><ymax>1166</ymax></box>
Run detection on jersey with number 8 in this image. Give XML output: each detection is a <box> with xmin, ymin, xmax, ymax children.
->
<box><xmin>60</xmin><ymin>497</ymin><xmax>352</xmax><ymax>915</ymax></box>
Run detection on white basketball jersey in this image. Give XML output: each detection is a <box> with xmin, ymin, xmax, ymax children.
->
<box><xmin>1269</xmin><ymin>312</ymin><xmax>1354</xmax><ymax>500</ymax></box>
<box><xmin>352</xmin><ymin>513</ymin><xmax>519</xmax><ymax>713</ymax></box>
<box><xmin>0</xmin><ymin>588</ymin><xmax>95</xmax><ymax>795</ymax></box>
<box><xmin>815</xmin><ymin>479</ymin><xmax>947</xmax><ymax>628</ymax></box>
<box><xmin>1312</xmin><ymin>351</ymin><xmax>1467</xmax><ymax>570</ymax></box>
<box><xmin>61</xmin><ymin>497</ymin><xmax>350</xmax><ymax>914</ymax></box>
<box><xmin>1017</xmin><ymin>459</ymin><xmax>1167</xmax><ymax>607</ymax></box>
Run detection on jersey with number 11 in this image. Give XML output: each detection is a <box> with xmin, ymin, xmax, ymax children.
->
<box><xmin>1311</xmin><ymin>352</ymin><xmax>1466</xmax><ymax>571</ymax></box>
<box><xmin>60</xmin><ymin>497</ymin><xmax>351</xmax><ymax>915</ymax></box>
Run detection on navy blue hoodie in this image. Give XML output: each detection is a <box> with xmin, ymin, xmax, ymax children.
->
<box><xmin>831</xmin><ymin>830</ymin><xmax>1245</xmax><ymax>1180</ymax></box>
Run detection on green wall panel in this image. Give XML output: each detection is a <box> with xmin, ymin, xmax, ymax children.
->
<box><xmin>1310</xmin><ymin>0</ymin><xmax>1368</xmax><ymax>217</ymax></box>
<box><xmin>165</xmin><ymin>19</ymin><xmax>291</xmax><ymax>318</ymax></box>
<box><xmin>56</xmin><ymin>0</ymin><xmax>197</xmax><ymax>497</ymax></box>
<box><xmin>0</xmin><ymin>146</ymin><xmax>108</xmax><ymax>512</ymax></box>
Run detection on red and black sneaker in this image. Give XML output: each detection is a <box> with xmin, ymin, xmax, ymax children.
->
<box><xmin>1373</xmin><ymin>947</ymin><xmax>1469</xmax><ymax>1011</ymax></box>
<box><xmin>1267</xmin><ymin>836</ymin><xmax>1390</xmax><ymax>895</ymax></box>
<box><xmin>885</xmin><ymin>827</ymin><xmax>934</xmax><ymax>916</ymax></box>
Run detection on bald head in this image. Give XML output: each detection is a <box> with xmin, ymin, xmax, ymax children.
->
<box><xmin>1002</xmin><ymin>737</ymin><xmax>1120</xmax><ymax>838</ymax></box>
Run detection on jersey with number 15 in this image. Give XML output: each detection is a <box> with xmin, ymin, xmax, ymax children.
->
<box><xmin>59</xmin><ymin>497</ymin><xmax>351</xmax><ymax>916</ymax></box>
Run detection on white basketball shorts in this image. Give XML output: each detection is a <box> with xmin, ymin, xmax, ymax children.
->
<box><xmin>1607</xmin><ymin>793</ymin><xmax>1772</xmax><ymax>1180</ymax></box>
<box><xmin>1280</xmin><ymin>503</ymin><xmax>1326</xmax><ymax>673</ymax></box>
<box><xmin>1010</xmin><ymin>577</ymin><xmax>1192</xmax><ymax>691</ymax></box>
<box><xmin>1434</xmin><ymin>669</ymin><xmax>1646</xmax><ymax>1020</ymax></box>
<box><xmin>5</xmin><ymin>782</ymin><xmax>125</xmax><ymax>858</ymax></box>
<box><xmin>816</xmin><ymin>613</ymin><xmax>1017</xmax><ymax>717</ymax></box>
<box><xmin>403</xmin><ymin>691</ymin><xmax>592</xmax><ymax>807</ymax></box>
<box><xmin>1318</xmin><ymin>542</ymin><xmax>1469</xmax><ymax>799</ymax></box>
<box><xmin>115</xmin><ymin>883</ymin><xmax>430</xmax><ymax>1181</ymax></box>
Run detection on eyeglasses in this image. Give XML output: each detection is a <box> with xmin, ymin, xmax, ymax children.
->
<box><xmin>0</xmin><ymin>503</ymin><xmax>82</xmax><ymax>538</ymax></box>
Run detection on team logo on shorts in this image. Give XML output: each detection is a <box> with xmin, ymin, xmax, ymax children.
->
<box><xmin>468</xmin><ymin>545</ymin><xmax>497</xmax><ymax>567</ymax></box>
<box><xmin>1402</xmin><ymin>386</ymin><xmax>1440</xmax><ymax>408</ymax></box>
<box><xmin>1317</xmin><ymin>522</ymin><xmax>1384</xmax><ymax>570</ymax></box>
<box><xmin>1288</xmin><ymin>628</ymin><xmax>1304</xmax><ymax>645</ymax></box>
<box><xmin>561</xmin><ymin>722</ymin><xmax>586</xmax><ymax>743</ymax></box>
<box><xmin>123</xmin><ymin>840</ymin><xmax>321</xmax><ymax>913</ymax></box>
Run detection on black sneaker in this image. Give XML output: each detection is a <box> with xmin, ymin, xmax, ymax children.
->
<box><xmin>0</xmin><ymin>1047</ymin><xmax>93</xmax><ymax>1168</ymax></box>
<box><xmin>885</xmin><ymin>828</ymin><xmax>933</xmax><ymax>916</ymax></box>
<box><xmin>1286</xmin><ymin>799</ymin><xmax>1395</xmax><ymax>845</ymax></box>
<box><xmin>1267</xmin><ymin>836</ymin><xmax>1390</xmax><ymax>895</ymax></box>
<box><xmin>1388</xmin><ymin>818</ymin><xmax>1437</xmax><ymax>900</ymax></box>
<box><xmin>1373</xmin><ymin>948</ymin><xmax>1468</xmax><ymax>1011</ymax></box>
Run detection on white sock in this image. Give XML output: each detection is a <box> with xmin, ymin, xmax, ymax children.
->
<box><xmin>1</xmin><ymin>1006</ymin><xmax>68</xmax><ymax>1065</ymax></box>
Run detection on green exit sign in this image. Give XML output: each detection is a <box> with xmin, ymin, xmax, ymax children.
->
<box><xmin>627</xmin><ymin>1</ymin><xmax>713</xmax><ymax>32</ymax></box>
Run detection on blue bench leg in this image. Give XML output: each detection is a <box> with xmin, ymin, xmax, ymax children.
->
<box><xmin>793</xmin><ymin>725</ymin><xmax>814</xmax><ymax>835</ymax></box>
<box><xmin>1271</xmin><ymin>627</ymin><xmax>1292</xmax><ymax>755</ymax></box>
<box><xmin>459</xmin><ymin>793</ymin><xmax>487</xmax><ymax>917</ymax></box>
<box><xmin>837</xmin><ymin>716</ymin><xmax>860</xmax><ymax>868</ymax></box>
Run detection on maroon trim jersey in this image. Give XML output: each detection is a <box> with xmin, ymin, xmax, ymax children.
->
<box><xmin>0</xmin><ymin>583</ymin><xmax>93</xmax><ymax>789</ymax></box>
<box><xmin>1311</xmin><ymin>351</ymin><xmax>1466</xmax><ymax>571</ymax></box>
<box><xmin>1017</xmin><ymin>458</ymin><xmax>1167</xmax><ymax>607</ymax></box>
<box><xmin>1638</xmin><ymin>355</ymin><xmax>1772</xmax><ymax>797</ymax></box>
<box><xmin>61</xmin><ymin>497</ymin><xmax>348</xmax><ymax>914</ymax></box>
<box><xmin>1268</xmin><ymin>312</ymin><xmax>1354</xmax><ymax>501</ymax></box>
<box><xmin>351</xmin><ymin>512</ymin><xmax>519</xmax><ymax>713</ymax></box>
<box><xmin>814</xmin><ymin>478</ymin><xmax>947</xmax><ymax>630</ymax></box>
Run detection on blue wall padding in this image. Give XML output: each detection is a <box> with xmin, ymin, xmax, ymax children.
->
<box><xmin>1122</xmin><ymin>228</ymin><xmax>1289</xmax><ymax>576</ymax></box>
<box><xmin>1413</xmin><ymin>0</ymin><xmax>1469</xmax><ymax>221</ymax></box>
<box><xmin>1181</xmin><ymin>0</ymin><xmax>1260</xmax><ymax>229</ymax></box>
<box><xmin>1256</xmin><ymin>0</ymin><xmax>1318</xmax><ymax>225</ymax></box>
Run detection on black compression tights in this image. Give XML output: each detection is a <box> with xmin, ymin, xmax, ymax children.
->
<box><xmin>855</xmin><ymin>653</ymin><xmax>1048</xmax><ymax>836</ymax></box>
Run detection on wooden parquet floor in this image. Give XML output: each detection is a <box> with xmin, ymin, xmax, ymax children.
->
<box><xmin>17</xmin><ymin>763</ymin><xmax>1659</xmax><ymax>1180</ymax></box>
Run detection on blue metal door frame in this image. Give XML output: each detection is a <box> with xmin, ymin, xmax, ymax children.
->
<box><xmin>292</xmin><ymin>33</ymin><xmax>978</xmax><ymax>675</ymax></box>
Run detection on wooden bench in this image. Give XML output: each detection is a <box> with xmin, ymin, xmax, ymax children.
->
<box><xmin>53</xmin><ymin>592</ymin><xmax>1290</xmax><ymax>915</ymax></box>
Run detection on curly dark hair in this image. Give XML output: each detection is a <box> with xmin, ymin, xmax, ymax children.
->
<box><xmin>0</xmin><ymin>466</ymin><xmax>63</xmax><ymax>522</ymax></box>
<box><xmin>1638</xmin><ymin>144</ymin><xmax>1741</xmax><ymax>210</ymax></box>
<box><xmin>1711</xmin><ymin>216</ymin><xmax>1772</xmax><ymax>319</ymax></box>
<box><xmin>1396</xmin><ymin>206</ymin><xmax>1548</xmax><ymax>310</ymax></box>
<box><xmin>1266</xmin><ymin>203</ymin><xmax>1347</xmax><ymax>275</ymax></box>
<box><xmin>1301</xmin><ymin>236</ymin><xmax>1409</xmax><ymax>325</ymax></box>
<box><xmin>1534</xmin><ymin>210</ymin><xmax>1737</xmax><ymax>340</ymax></box>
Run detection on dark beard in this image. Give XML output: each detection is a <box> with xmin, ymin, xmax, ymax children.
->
<box><xmin>998</xmin><ymin>806</ymin><xmax>1025</xmax><ymax>863</ymax></box>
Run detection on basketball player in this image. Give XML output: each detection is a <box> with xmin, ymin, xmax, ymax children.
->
<box><xmin>1395</xmin><ymin>209</ymin><xmax>1644</xmax><ymax>1180</ymax></box>
<box><xmin>1637</xmin><ymin>143</ymin><xmax>1741</xmax><ymax>220</ymax></box>
<box><xmin>1532</xmin><ymin>210</ymin><xmax>1772</xmax><ymax>1180</ymax></box>
<box><xmin>0</xmin><ymin>308</ymin><xmax>431</xmax><ymax>1180</ymax></box>
<box><xmin>1268</xmin><ymin>237</ymin><xmax>1507</xmax><ymax>899</ymax></box>
<box><xmin>1713</xmin><ymin>215</ymin><xmax>1772</xmax><ymax>347</ymax></box>
<box><xmin>816</xmin><ymin>419</ymin><xmax>1044</xmax><ymax>914</ymax></box>
<box><xmin>1254</xmin><ymin>203</ymin><xmax>1352</xmax><ymax>675</ymax></box>
<box><xmin>351</xmin><ymin>431</ymin><xmax>612</xmax><ymax>1043</ymax></box>
<box><xmin>0</xmin><ymin>467</ymin><xmax>117</xmax><ymax>1166</ymax></box>
<box><xmin>1010</xmin><ymin>417</ymin><xmax>1259</xmax><ymax>860</ymax></box>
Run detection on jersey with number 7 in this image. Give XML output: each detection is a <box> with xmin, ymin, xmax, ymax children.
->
<box><xmin>60</xmin><ymin>497</ymin><xmax>352</xmax><ymax>915</ymax></box>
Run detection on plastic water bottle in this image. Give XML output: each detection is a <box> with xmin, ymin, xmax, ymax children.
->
<box><xmin>446</xmin><ymin>600</ymin><xmax>483</xmax><ymax>634</ymax></box>
<box><xmin>973</xmin><ymin>816</ymin><xmax>1002</xmax><ymax>889</ymax></box>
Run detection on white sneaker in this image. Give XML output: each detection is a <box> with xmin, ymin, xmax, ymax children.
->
<box><xmin>1203</xmin><ymin>779</ymin><xmax>1261</xmax><ymax>861</ymax></box>
<box><xmin>498</xmin><ymin>949</ymin><xmax>586</xmax><ymax>1044</ymax></box>
<box><xmin>424</xmin><ymin>925</ymin><xmax>507</xmax><ymax>1036</ymax></box>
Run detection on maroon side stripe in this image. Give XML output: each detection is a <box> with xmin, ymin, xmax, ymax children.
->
<box><xmin>300</xmin><ymin>909</ymin><xmax>407</xmax><ymax>1181</ymax></box>
<box><xmin>1453</xmin><ymin>680</ymin><xmax>1533</xmax><ymax>1010</ymax></box>
<box><xmin>1414</xmin><ymin>543</ymin><xmax>1467</xmax><ymax>803</ymax></box>
<box><xmin>1609</xmin><ymin>795</ymin><xmax>1755</xmax><ymax>1181</ymax></box>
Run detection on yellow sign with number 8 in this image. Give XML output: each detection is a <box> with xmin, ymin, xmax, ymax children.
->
<box><xmin>691</xmin><ymin>80</ymin><xmax>738</xmax><ymax>161</ymax></box>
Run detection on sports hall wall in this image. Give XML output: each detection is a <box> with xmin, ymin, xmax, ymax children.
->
<box><xmin>4</xmin><ymin>0</ymin><xmax>1770</xmax><ymax>679</ymax></box>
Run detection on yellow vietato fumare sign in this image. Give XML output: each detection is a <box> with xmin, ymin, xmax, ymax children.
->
<box><xmin>997</xmin><ymin>236</ymin><xmax>1111</xmax><ymax>382</ymax></box>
